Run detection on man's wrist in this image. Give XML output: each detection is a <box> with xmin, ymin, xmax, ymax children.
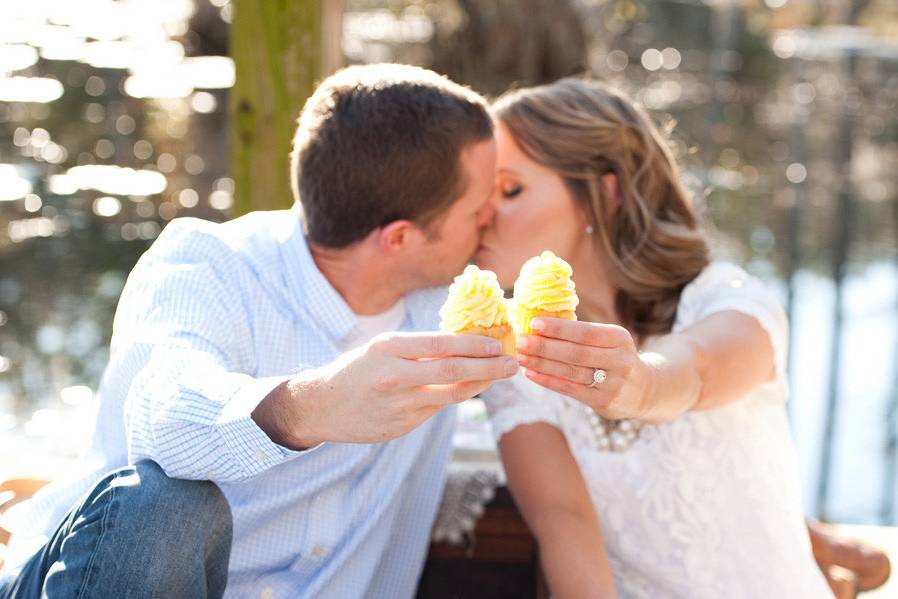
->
<box><xmin>252</xmin><ymin>375</ymin><xmax>327</xmax><ymax>450</ymax></box>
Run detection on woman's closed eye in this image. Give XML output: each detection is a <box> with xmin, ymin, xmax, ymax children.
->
<box><xmin>502</xmin><ymin>184</ymin><xmax>523</xmax><ymax>199</ymax></box>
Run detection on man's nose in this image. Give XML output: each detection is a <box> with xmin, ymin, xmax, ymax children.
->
<box><xmin>477</xmin><ymin>195</ymin><xmax>499</xmax><ymax>227</ymax></box>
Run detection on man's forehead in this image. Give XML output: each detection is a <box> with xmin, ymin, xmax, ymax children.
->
<box><xmin>462</xmin><ymin>138</ymin><xmax>497</xmax><ymax>176</ymax></box>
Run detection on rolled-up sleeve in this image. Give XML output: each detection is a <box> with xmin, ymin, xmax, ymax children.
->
<box><xmin>117</xmin><ymin>227</ymin><xmax>318</xmax><ymax>482</ymax></box>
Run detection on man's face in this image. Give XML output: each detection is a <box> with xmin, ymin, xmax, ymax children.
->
<box><xmin>409</xmin><ymin>138</ymin><xmax>498</xmax><ymax>287</ymax></box>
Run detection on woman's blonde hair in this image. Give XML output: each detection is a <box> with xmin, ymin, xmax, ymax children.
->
<box><xmin>491</xmin><ymin>78</ymin><xmax>710</xmax><ymax>340</ymax></box>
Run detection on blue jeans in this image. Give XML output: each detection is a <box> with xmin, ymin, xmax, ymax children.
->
<box><xmin>1</xmin><ymin>460</ymin><xmax>232</xmax><ymax>598</ymax></box>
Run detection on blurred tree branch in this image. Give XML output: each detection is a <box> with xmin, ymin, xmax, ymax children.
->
<box><xmin>429</xmin><ymin>0</ymin><xmax>588</xmax><ymax>96</ymax></box>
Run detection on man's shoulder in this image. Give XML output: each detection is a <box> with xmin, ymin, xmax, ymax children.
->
<box><xmin>146</xmin><ymin>210</ymin><xmax>291</xmax><ymax>268</ymax></box>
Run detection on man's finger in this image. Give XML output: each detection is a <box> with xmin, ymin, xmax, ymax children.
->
<box><xmin>529</xmin><ymin>317</ymin><xmax>629</xmax><ymax>348</ymax></box>
<box><xmin>374</xmin><ymin>332</ymin><xmax>504</xmax><ymax>359</ymax></box>
<box><xmin>399</xmin><ymin>355</ymin><xmax>518</xmax><ymax>386</ymax></box>
<box><xmin>416</xmin><ymin>380</ymin><xmax>495</xmax><ymax>406</ymax></box>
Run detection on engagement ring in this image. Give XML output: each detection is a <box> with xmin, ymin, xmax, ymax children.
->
<box><xmin>589</xmin><ymin>368</ymin><xmax>607</xmax><ymax>387</ymax></box>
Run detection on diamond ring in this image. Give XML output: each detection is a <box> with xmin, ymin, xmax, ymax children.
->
<box><xmin>589</xmin><ymin>368</ymin><xmax>607</xmax><ymax>388</ymax></box>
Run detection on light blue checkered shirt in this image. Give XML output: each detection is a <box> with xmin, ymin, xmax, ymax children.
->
<box><xmin>5</xmin><ymin>206</ymin><xmax>455</xmax><ymax>598</ymax></box>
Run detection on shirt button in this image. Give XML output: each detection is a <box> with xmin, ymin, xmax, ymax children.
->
<box><xmin>311</xmin><ymin>545</ymin><xmax>326</xmax><ymax>558</ymax></box>
<box><xmin>206</xmin><ymin>470</ymin><xmax>217</xmax><ymax>479</ymax></box>
<box><xmin>260</xmin><ymin>587</ymin><xmax>273</xmax><ymax>599</ymax></box>
<box><xmin>253</xmin><ymin>448</ymin><xmax>267</xmax><ymax>463</ymax></box>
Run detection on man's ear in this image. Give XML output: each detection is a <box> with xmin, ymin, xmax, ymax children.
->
<box><xmin>601</xmin><ymin>173</ymin><xmax>621</xmax><ymax>214</ymax></box>
<box><xmin>378</xmin><ymin>220</ymin><xmax>418</xmax><ymax>255</ymax></box>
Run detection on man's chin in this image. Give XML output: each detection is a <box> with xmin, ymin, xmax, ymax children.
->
<box><xmin>420</xmin><ymin>264</ymin><xmax>467</xmax><ymax>288</ymax></box>
<box><xmin>472</xmin><ymin>248</ymin><xmax>496</xmax><ymax>273</ymax></box>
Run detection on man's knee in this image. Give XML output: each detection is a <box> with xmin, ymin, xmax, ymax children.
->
<box><xmin>28</xmin><ymin>461</ymin><xmax>231</xmax><ymax>598</ymax></box>
<box><xmin>117</xmin><ymin>460</ymin><xmax>232</xmax><ymax>548</ymax></box>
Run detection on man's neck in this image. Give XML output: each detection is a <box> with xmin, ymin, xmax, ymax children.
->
<box><xmin>308</xmin><ymin>240</ymin><xmax>407</xmax><ymax>316</ymax></box>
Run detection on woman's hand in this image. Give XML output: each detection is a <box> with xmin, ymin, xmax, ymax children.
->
<box><xmin>515</xmin><ymin>317</ymin><xmax>656</xmax><ymax>420</ymax></box>
<box><xmin>518</xmin><ymin>310</ymin><xmax>779</xmax><ymax>423</ymax></box>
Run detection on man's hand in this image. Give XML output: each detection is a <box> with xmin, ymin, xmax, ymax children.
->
<box><xmin>254</xmin><ymin>332</ymin><xmax>519</xmax><ymax>449</ymax></box>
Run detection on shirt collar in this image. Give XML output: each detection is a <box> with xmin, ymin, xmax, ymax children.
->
<box><xmin>276</xmin><ymin>203</ymin><xmax>358</xmax><ymax>342</ymax></box>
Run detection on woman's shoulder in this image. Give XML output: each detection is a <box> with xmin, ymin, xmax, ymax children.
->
<box><xmin>681</xmin><ymin>260</ymin><xmax>756</xmax><ymax>294</ymax></box>
<box><xmin>674</xmin><ymin>260</ymin><xmax>787</xmax><ymax>346</ymax></box>
<box><xmin>674</xmin><ymin>260</ymin><xmax>789</xmax><ymax>381</ymax></box>
<box><xmin>677</xmin><ymin>261</ymin><xmax>779</xmax><ymax>317</ymax></box>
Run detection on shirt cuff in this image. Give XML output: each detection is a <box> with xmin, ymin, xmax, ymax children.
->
<box><xmin>217</xmin><ymin>374</ymin><xmax>323</xmax><ymax>478</ymax></box>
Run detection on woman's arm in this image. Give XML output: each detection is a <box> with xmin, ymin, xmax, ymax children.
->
<box><xmin>500</xmin><ymin>422</ymin><xmax>616</xmax><ymax>599</ymax></box>
<box><xmin>515</xmin><ymin>309</ymin><xmax>776</xmax><ymax>423</ymax></box>
<box><xmin>638</xmin><ymin>310</ymin><xmax>775</xmax><ymax>420</ymax></box>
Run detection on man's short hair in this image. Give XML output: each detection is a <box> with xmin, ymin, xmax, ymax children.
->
<box><xmin>290</xmin><ymin>63</ymin><xmax>493</xmax><ymax>248</ymax></box>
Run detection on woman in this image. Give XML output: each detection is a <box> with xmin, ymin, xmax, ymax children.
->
<box><xmin>476</xmin><ymin>78</ymin><xmax>833</xmax><ymax>598</ymax></box>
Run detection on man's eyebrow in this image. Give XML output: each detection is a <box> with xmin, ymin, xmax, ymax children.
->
<box><xmin>497</xmin><ymin>168</ymin><xmax>522</xmax><ymax>177</ymax></box>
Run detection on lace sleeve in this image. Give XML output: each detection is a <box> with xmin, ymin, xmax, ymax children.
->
<box><xmin>480</xmin><ymin>371</ymin><xmax>564</xmax><ymax>440</ymax></box>
<box><xmin>679</xmin><ymin>262</ymin><xmax>789</xmax><ymax>388</ymax></box>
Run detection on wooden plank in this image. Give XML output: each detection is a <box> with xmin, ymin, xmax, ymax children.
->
<box><xmin>830</xmin><ymin>524</ymin><xmax>897</xmax><ymax>598</ymax></box>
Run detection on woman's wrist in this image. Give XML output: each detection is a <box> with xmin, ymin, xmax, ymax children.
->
<box><xmin>634</xmin><ymin>343</ymin><xmax>702</xmax><ymax>423</ymax></box>
<box><xmin>634</xmin><ymin>352</ymin><xmax>664</xmax><ymax>421</ymax></box>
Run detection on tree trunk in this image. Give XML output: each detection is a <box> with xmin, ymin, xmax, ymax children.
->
<box><xmin>230</xmin><ymin>0</ymin><xmax>340</xmax><ymax>215</ymax></box>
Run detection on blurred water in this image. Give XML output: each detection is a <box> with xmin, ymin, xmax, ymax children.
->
<box><xmin>789</xmin><ymin>262</ymin><xmax>898</xmax><ymax>522</ymax></box>
<box><xmin>0</xmin><ymin>0</ymin><xmax>896</xmax><ymax>523</ymax></box>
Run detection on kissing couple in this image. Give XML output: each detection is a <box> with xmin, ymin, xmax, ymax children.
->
<box><xmin>1</xmin><ymin>64</ymin><xmax>831</xmax><ymax>599</ymax></box>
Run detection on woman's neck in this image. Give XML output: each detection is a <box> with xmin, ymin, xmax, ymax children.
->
<box><xmin>569</xmin><ymin>244</ymin><xmax>620</xmax><ymax>326</ymax></box>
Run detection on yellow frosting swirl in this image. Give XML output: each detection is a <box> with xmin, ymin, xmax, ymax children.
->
<box><xmin>440</xmin><ymin>265</ymin><xmax>511</xmax><ymax>332</ymax></box>
<box><xmin>512</xmin><ymin>250</ymin><xmax>579</xmax><ymax>313</ymax></box>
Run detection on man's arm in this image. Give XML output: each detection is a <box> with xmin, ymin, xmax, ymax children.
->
<box><xmin>128</xmin><ymin>331</ymin><xmax>514</xmax><ymax>482</ymax></box>
<box><xmin>252</xmin><ymin>332</ymin><xmax>517</xmax><ymax>450</ymax></box>
<box><xmin>120</xmin><ymin>238</ymin><xmax>517</xmax><ymax>482</ymax></box>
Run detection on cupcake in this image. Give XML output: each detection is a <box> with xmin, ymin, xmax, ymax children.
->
<box><xmin>511</xmin><ymin>250</ymin><xmax>579</xmax><ymax>335</ymax></box>
<box><xmin>440</xmin><ymin>265</ymin><xmax>516</xmax><ymax>356</ymax></box>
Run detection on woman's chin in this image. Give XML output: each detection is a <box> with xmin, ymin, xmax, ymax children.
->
<box><xmin>474</xmin><ymin>252</ymin><xmax>515</xmax><ymax>289</ymax></box>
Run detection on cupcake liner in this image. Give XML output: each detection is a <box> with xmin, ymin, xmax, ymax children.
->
<box><xmin>513</xmin><ymin>307</ymin><xmax>577</xmax><ymax>335</ymax></box>
<box><xmin>458</xmin><ymin>323</ymin><xmax>516</xmax><ymax>356</ymax></box>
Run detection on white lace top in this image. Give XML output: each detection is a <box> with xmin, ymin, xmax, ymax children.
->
<box><xmin>483</xmin><ymin>262</ymin><xmax>833</xmax><ymax>599</ymax></box>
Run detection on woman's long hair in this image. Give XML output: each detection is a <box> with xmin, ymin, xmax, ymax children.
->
<box><xmin>491</xmin><ymin>78</ymin><xmax>710</xmax><ymax>340</ymax></box>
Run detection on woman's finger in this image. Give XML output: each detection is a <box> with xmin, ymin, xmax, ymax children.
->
<box><xmin>522</xmin><ymin>368</ymin><xmax>615</xmax><ymax>411</ymax></box>
<box><xmin>516</xmin><ymin>353</ymin><xmax>596</xmax><ymax>385</ymax></box>
<box><xmin>530</xmin><ymin>317</ymin><xmax>631</xmax><ymax>349</ymax></box>
<box><xmin>517</xmin><ymin>334</ymin><xmax>626</xmax><ymax>369</ymax></box>
<box><xmin>522</xmin><ymin>367</ymin><xmax>583</xmax><ymax>398</ymax></box>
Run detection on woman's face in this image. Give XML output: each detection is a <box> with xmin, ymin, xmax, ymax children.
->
<box><xmin>475</xmin><ymin>122</ymin><xmax>587</xmax><ymax>289</ymax></box>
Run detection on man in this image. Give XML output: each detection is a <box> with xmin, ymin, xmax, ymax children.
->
<box><xmin>0</xmin><ymin>64</ymin><xmax>516</xmax><ymax>598</ymax></box>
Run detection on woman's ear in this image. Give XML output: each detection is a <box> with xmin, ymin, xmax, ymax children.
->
<box><xmin>601</xmin><ymin>173</ymin><xmax>621</xmax><ymax>215</ymax></box>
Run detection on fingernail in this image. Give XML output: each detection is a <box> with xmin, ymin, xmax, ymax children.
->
<box><xmin>486</xmin><ymin>340</ymin><xmax>502</xmax><ymax>354</ymax></box>
<box><xmin>503</xmin><ymin>357</ymin><xmax>519</xmax><ymax>376</ymax></box>
<box><xmin>516</xmin><ymin>334</ymin><xmax>529</xmax><ymax>349</ymax></box>
<box><xmin>531</xmin><ymin>318</ymin><xmax>546</xmax><ymax>332</ymax></box>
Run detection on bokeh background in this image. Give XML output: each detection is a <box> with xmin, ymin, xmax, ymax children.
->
<box><xmin>0</xmin><ymin>0</ymin><xmax>896</xmax><ymax>525</ymax></box>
